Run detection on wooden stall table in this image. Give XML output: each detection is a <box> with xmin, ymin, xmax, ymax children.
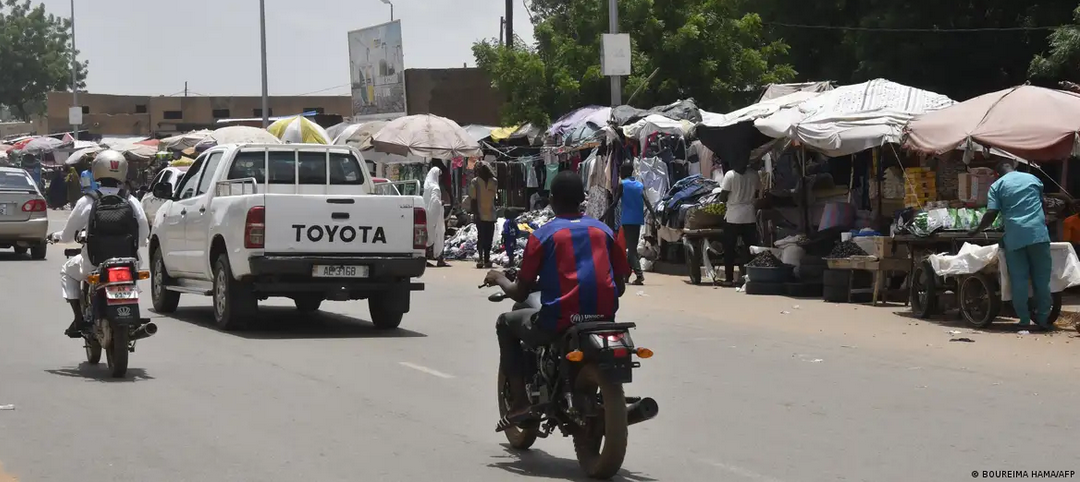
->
<box><xmin>825</xmin><ymin>256</ymin><xmax>912</xmax><ymax>305</ymax></box>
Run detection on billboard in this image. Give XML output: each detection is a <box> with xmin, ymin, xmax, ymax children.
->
<box><xmin>348</xmin><ymin>20</ymin><xmax>406</xmax><ymax>121</ymax></box>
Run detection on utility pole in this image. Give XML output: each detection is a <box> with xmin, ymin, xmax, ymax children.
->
<box><xmin>499</xmin><ymin>16</ymin><xmax>505</xmax><ymax>46</ymax></box>
<box><xmin>70</xmin><ymin>0</ymin><xmax>79</xmax><ymax>139</ymax></box>
<box><xmin>505</xmin><ymin>0</ymin><xmax>513</xmax><ymax>48</ymax></box>
<box><xmin>184</xmin><ymin>81</ymin><xmax>188</xmax><ymax>97</ymax></box>
<box><xmin>259</xmin><ymin>0</ymin><xmax>270</xmax><ymax>128</ymax></box>
<box><xmin>608</xmin><ymin>0</ymin><xmax>620</xmax><ymax>106</ymax></box>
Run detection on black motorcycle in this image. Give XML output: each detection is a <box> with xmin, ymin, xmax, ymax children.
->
<box><xmin>483</xmin><ymin>273</ymin><xmax>658</xmax><ymax>479</ymax></box>
<box><xmin>59</xmin><ymin>234</ymin><xmax>157</xmax><ymax>378</ymax></box>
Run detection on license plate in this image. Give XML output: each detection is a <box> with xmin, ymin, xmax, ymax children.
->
<box><xmin>312</xmin><ymin>265</ymin><xmax>369</xmax><ymax>278</ymax></box>
<box><xmin>105</xmin><ymin>284</ymin><xmax>139</xmax><ymax>304</ymax></box>
<box><xmin>0</xmin><ymin>204</ymin><xmax>7</xmax><ymax>215</ymax></box>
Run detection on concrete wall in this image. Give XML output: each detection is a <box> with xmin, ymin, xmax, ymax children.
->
<box><xmin>404</xmin><ymin>68</ymin><xmax>501</xmax><ymax>126</ymax></box>
<box><xmin>40</xmin><ymin>92</ymin><xmax>352</xmax><ymax>136</ymax></box>
<box><xmin>0</xmin><ymin>122</ymin><xmax>34</xmax><ymax>139</ymax></box>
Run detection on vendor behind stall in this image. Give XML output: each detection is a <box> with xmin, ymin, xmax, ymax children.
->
<box><xmin>969</xmin><ymin>160</ymin><xmax>1052</xmax><ymax>330</ymax></box>
<box><xmin>720</xmin><ymin>158</ymin><xmax>761</xmax><ymax>287</ymax></box>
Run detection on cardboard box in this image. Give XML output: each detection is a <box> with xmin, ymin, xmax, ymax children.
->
<box><xmin>958</xmin><ymin>173</ymin><xmax>971</xmax><ymax>201</ymax></box>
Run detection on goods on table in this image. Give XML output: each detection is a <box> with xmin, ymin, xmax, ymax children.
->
<box><xmin>826</xmin><ymin>240</ymin><xmax>868</xmax><ymax>259</ymax></box>
<box><xmin>905</xmin><ymin>207</ymin><xmax>1002</xmax><ymax>236</ymax></box>
<box><xmin>700</xmin><ymin>202</ymin><xmax>726</xmax><ymax>216</ymax></box>
<box><xmin>443</xmin><ymin>207</ymin><xmax>556</xmax><ymax>266</ymax></box>
<box><xmin>746</xmin><ymin>251</ymin><xmax>783</xmax><ymax>268</ymax></box>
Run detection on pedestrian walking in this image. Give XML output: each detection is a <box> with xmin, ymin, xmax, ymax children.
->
<box><xmin>469</xmin><ymin>162</ymin><xmax>499</xmax><ymax>268</ymax></box>
<box><xmin>605</xmin><ymin>162</ymin><xmax>655</xmax><ymax>285</ymax></box>
<box><xmin>719</xmin><ymin>158</ymin><xmax>760</xmax><ymax>287</ymax></box>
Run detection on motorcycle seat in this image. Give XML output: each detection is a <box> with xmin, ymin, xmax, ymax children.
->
<box><xmin>565</xmin><ymin>321</ymin><xmax>636</xmax><ymax>338</ymax></box>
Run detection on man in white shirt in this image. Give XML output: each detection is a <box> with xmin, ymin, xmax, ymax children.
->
<box><xmin>49</xmin><ymin>150</ymin><xmax>149</xmax><ymax>337</ymax></box>
<box><xmin>719</xmin><ymin>158</ymin><xmax>761</xmax><ymax>287</ymax></box>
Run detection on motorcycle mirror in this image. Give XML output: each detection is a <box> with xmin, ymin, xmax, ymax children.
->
<box><xmin>488</xmin><ymin>292</ymin><xmax>507</xmax><ymax>302</ymax></box>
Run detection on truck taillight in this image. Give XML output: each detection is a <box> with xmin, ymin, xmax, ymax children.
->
<box><xmin>21</xmin><ymin>199</ymin><xmax>46</xmax><ymax>212</ymax></box>
<box><xmin>413</xmin><ymin>207</ymin><xmax>428</xmax><ymax>250</ymax></box>
<box><xmin>244</xmin><ymin>206</ymin><xmax>265</xmax><ymax>249</ymax></box>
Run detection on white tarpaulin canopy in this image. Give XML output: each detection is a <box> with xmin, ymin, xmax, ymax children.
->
<box><xmin>755</xmin><ymin>78</ymin><xmax>955</xmax><ymax>156</ymax></box>
<box><xmin>701</xmin><ymin>91</ymin><xmax>824</xmax><ymax>129</ymax></box>
<box><xmin>622</xmin><ymin>114</ymin><xmax>693</xmax><ymax>143</ymax></box>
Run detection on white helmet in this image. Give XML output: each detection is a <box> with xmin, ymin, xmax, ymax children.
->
<box><xmin>92</xmin><ymin>150</ymin><xmax>128</xmax><ymax>182</ymax></box>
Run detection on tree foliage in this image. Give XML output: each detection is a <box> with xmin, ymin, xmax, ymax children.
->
<box><xmin>0</xmin><ymin>0</ymin><xmax>87</xmax><ymax>120</ymax></box>
<box><xmin>474</xmin><ymin>0</ymin><xmax>795</xmax><ymax>127</ymax></box>
<box><xmin>1029</xmin><ymin>5</ymin><xmax>1080</xmax><ymax>84</ymax></box>
<box><xmin>476</xmin><ymin>0</ymin><xmax>1080</xmax><ymax>126</ymax></box>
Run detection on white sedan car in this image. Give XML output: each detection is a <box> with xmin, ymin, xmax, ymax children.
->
<box><xmin>141</xmin><ymin>166</ymin><xmax>188</xmax><ymax>222</ymax></box>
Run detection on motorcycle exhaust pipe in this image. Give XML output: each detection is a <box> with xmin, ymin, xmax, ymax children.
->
<box><xmin>627</xmin><ymin>397</ymin><xmax>658</xmax><ymax>426</ymax></box>
<box><xmin>130</xmin><ymin>322</ymin><xmax>158</xmax><ymax>341</ymax></box>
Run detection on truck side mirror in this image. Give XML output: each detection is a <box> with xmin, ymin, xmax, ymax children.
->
<box><xmin>152</xmin><ymin>183</ymin><xmax>173</xmax><ymax>200</ymax></box>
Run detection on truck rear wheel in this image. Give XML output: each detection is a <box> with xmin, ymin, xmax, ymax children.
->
<box><xmin>368</xmin><ymin>295</ymin><xmax>403</xmax><ymax>330</ymax></box>
<box><xmin>213</xmin><ymin>255</ymin><xmax>257</xmax><ymax>331</ymax></box>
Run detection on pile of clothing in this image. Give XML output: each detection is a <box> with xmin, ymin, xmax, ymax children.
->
<box><xmin>444</xmin><ymin>207</ymin><xmax>556</xmax><ymax>266</ymax></box>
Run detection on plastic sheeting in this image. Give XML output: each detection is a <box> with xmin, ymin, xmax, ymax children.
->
<box><xmin>622</xmin><ymin>115</ymin><xmax>693</xmax><ymax>144</ymax></box>
<box><xmin>755</xmin><ymin>79</ymin><xmax>955</xmax><ymax>157</ymax></box>
<box><xmin>928</xmin><ymin>242</ymin><xmax>1080</xmax><ymax>299</ymax></box>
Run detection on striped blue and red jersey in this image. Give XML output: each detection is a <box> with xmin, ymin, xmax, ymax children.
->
<box><xmin>518</xmin><ymin>214</ymin><xmax>631</xmax><ymax>333</ymax></box>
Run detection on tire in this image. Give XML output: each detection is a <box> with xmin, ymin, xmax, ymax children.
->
<box><xmin>85</xmin><ymin>336</ymin><xmax>101</xmax><ymax>365</ymax></box>
<box><xmin>294</xmin><ymin>295</ymin><xmax>323</xmax><ymax>313</ymax></box>
<box><xmin>572</xmin><ymin>363</ymin><xmax>628</xmax><ymax>480</ymax></box>
<box><xmin>14</xmin><ymin>246</ymin><xmax>27</xmax><ymax>255</ymax></box>
<box><xmin>212</xmin><ymin>255</ymin><xmax>257</xmax><ymax>331</ymax></box>
<box><xmin>910</xmin><ymin>260</ymin><xmax>939</xmax><ymax>319</ymax></box>
<box><xmin>105</xmin><ymin>321</ymin><xmax>128</xmax><ymax>378</ymax></box>
<box><xmin>959</xmin><ymin>273</ymin><xmax>1001</xmax><ymax>328</ymax></box>
<box><xmin>498</xmin><ymin>370</ymin><xmax>538</xmax><ymax>450</ymax></box>
<box><xmin>684</xmin><ymin>241</ymin><xmax>702</xmax><ymax>285</ymax></box>
<box><xmin>30</xmin><ymin>243</ymin><xmax>46</xmax><ymax>260</ymax></box>
<box><xmin>150</xmin><ymin>248</ymin><xmax>180</xmax><ymax>314</ymax></box>
<box><xmin>368</xmin><ymin>294</ymin><xmax>404</xmax><ymax>330</ymax></box>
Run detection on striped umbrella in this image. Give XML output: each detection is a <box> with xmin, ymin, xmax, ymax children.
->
<box><xmin>268</xmin><ymin>115</ymin><xmax>332</xmax><ymax>144</ymax></box>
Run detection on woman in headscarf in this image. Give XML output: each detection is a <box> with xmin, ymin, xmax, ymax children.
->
<box><xmin>65</xmin><ymin>167</ymin><xmax>82</xmax><ymax>208</ymax></box>
<box><xmin>424</xmin><ymin>160</ymin><xmax>448</xmax><ymax>267</ymax></box>
<box><xmin>47</xmin><ymin>169</ymin><xmax>67</xmax><ymax>209</ymax></box>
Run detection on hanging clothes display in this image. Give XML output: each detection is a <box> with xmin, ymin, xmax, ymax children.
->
<box><xmin>635</xmin><ymin>156</ymin><xmax>670</xmax><ymax>208</ymax></box>
<box><xmin>544</xmin><ymin>163</ymin><xmax>559</xmax><ymax>190</ymax></box>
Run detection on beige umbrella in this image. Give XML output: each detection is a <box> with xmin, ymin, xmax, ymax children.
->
<box><xmin>161</xmin><ymin>129</ymin><xmax>213</xmax><ymax>150</ymax></box>
<box><xmin>904</xmin><ymin>85</ymin><xmax>1080</xmax><ymax>162</ymax></box>
<box><xmin>332</xmin><ymin>121</ymin><xmax>388</xmax><ymax>150</ymax></box>
<box><xmin>371</xmin><ymin>114</ymin><xmax>482</xmax><ymax>159</ymax></box>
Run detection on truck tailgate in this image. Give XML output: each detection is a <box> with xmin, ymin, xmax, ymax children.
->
<box><xmin>263</xmin><ymin>193</ymin><xmax>420</xmax><ymax>255</ymax></box>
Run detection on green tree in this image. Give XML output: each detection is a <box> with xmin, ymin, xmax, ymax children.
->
<box><xmin>0</xmin><ymin>0</ymin><xmax>87</xmax><ymax>120</ymax></box>
<box><xmin>1030</xmin><ymin>5</ymin><xmax>1080</xmax><ymax>83</ymax></box>
<box><xmin>473</xmin><ymin>0</ymin><xmax>796</xmax><ymax>127</ymax></box>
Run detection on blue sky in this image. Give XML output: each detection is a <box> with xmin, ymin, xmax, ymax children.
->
<box><xmin>38</xmin><ymin>0</ymin><xmax>534</xmax><ymax>96</ymax></box>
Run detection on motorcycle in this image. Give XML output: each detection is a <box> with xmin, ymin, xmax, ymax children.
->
<box><xmin>482</xmin><ymin>270</ymin><xmax>659</xmax><ymax>479</ymax></box>
<box><xmin>57</xmin><ymin>232</ymin><xmax>157</xmax><ymax>378</ymax></box>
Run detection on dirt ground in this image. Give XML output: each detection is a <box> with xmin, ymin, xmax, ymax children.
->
<box><xmin>443</xmin><ymin>262</ymin><xmax>1080</xmax><ymax>378</ymax></box>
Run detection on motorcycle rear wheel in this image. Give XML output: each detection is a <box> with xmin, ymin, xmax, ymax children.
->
<box><xmin>84</xmin><ymin>336</ymin><xmax>101</xmax><ymax>365</ymax></box>
<box><xmin>497</xmin><ymin>370</ymin><xmax>538</xmax><ymax>450</ymax></box>
<box><xmin>572</xmin><ymin>363</ymin><xmax>628</xmax><ymax>480</ymax></box>
<box><xmin>105</xmin><ymin>321</ymin><xmax>129</xmax><ymax>378</ymax></box>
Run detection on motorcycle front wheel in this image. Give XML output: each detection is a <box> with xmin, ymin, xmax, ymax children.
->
<box><xmin>497</xmin><ymin>370</ymin><xmax>538</xmax><ymax>450</ymax></box>
<box><xmin>572</xmin><ymin>363</ymin><xmax>628</xmax><ymax>480</ymax></box>
<box><xmin>104</xmin><ymin>321</ymin><xmax>129</xmax><ymax>378</ymax></box>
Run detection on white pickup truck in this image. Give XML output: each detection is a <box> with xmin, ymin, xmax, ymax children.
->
<box><xmin>148</xmin><ymin>143</ymin><xmax>428</xmax><ymax>330</ymax></box>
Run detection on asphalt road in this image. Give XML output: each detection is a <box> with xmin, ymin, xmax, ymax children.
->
<box><xmin>0</xmin><ymin>211</ymin><xmax>1078</xmax><ymax>481</ymax></box>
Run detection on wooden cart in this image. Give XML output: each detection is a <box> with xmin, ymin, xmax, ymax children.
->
<box><xmin>682</xmin><ymin>228</ymin><xmax>725</xmax><ymax>285</ymax></box>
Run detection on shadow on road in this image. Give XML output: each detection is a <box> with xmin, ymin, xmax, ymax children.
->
<box><xmin>156</xmin><ymin>306</ymin><xmax>427</xmax><ymax>340</ymax></box>
<box><xmin>0</xmin><ymin>252</ymin><xmax>34</xmax><ymax>262</ymax></box>
<box><xmin>891</xmin><ymin>309</ymin><xmax>1074</xmax><ymax>336</ymax></box>
<box><xmin>45</xmin><ymin>363</ymin><xmax>154</xmax><ymax>382</ymax></box>
<box><xmin>488</xmin><ymin>445</ymin><xmax>656</xmax><ymax>482</ymax></box>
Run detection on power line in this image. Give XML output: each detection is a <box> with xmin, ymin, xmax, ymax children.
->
<box><xmin>293</xmin><ymin>83</ymin><xmax>351</xmax><ymax>96</ymax></box>
<box><xmin>761</xmin><ymin>21</ymin><xmax>1069</xmax><ymax>33</ymax></box>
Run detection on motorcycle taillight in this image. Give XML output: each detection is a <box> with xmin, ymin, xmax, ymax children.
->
<box><xmin>106</xmin><ymin>267</ymin><xmax>133</xmax><ymax>282</ymax></box>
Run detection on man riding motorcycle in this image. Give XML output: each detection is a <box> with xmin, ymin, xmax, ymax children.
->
<box><xmin>484</xmin><ymin>171</ymin><xmax>630</xmax><ymax>430</ymax></box>
<box><xmin>50</xmin><ymin>150</ymin><xmax>149</xmax><ymax>338</ymax></box>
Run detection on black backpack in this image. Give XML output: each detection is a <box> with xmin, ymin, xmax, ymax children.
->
<box><xmin>85</xmin><ymin>189</ymin><xmax>139</xmax><ymax>265</ymax></box>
